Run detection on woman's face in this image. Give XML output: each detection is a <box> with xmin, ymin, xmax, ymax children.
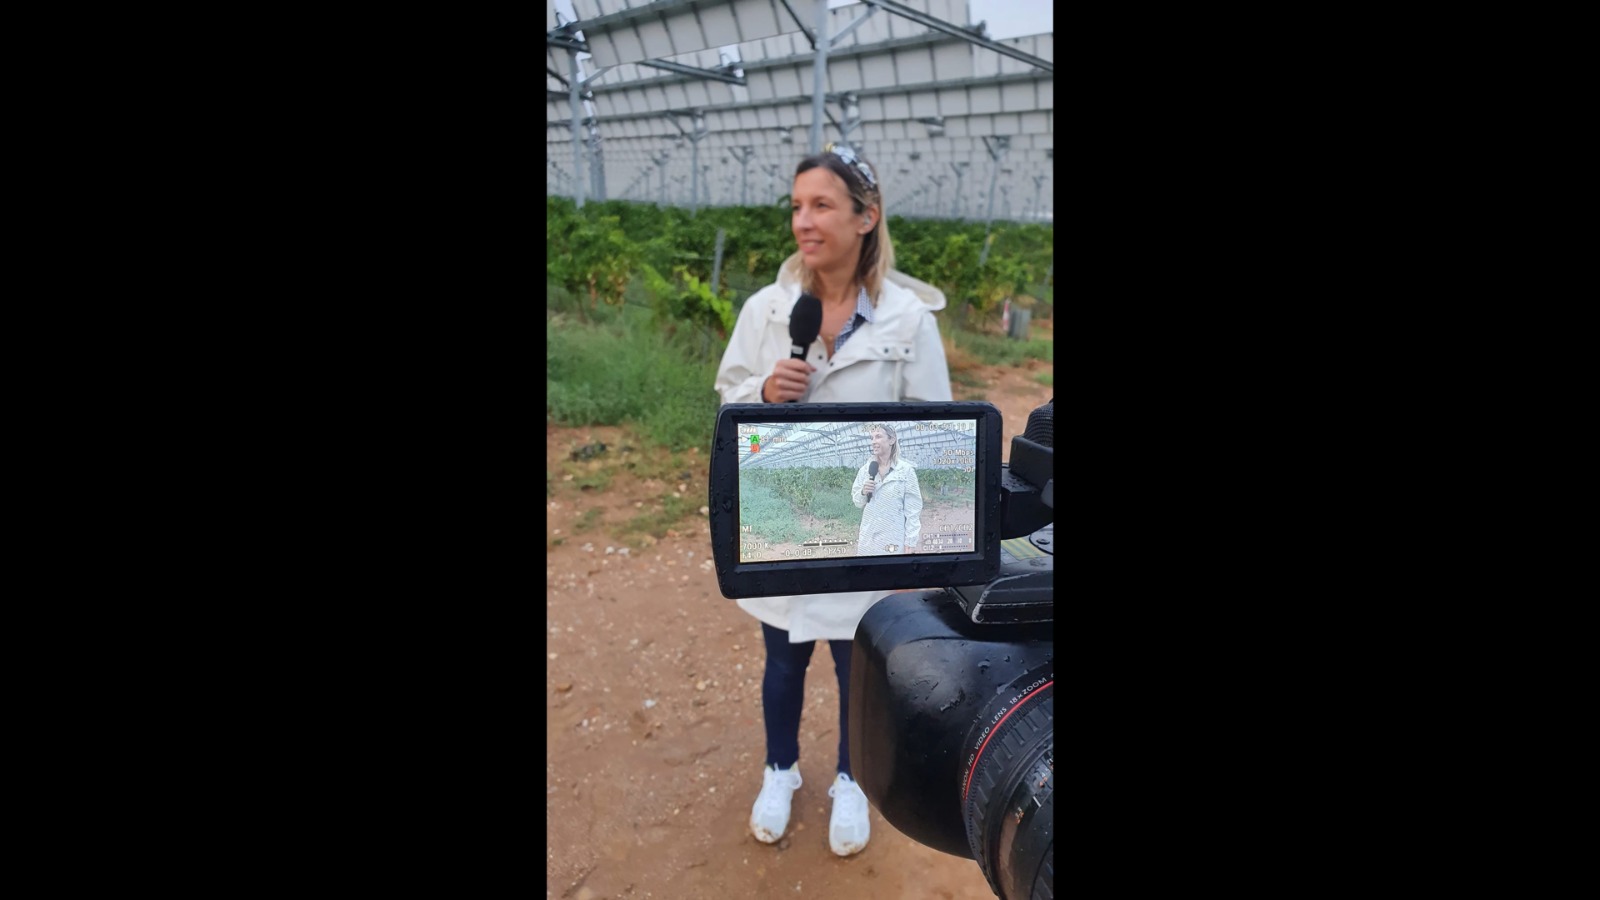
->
<box><xmin>870</xmin><ymin>428</ymin><xmax>892</xmax><ymax>460</ymax></box>
<box><xmin>792</xmin><ymin>166</ymin><xmax>873</xmax><ymax>274</ymax></box>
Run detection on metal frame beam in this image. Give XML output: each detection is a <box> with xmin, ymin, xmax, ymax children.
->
<box><xmin>547</xmin><ymin>31</ymin><xmax>589</xmax><ymax>53</ymax></box>
<box><xmin>586</xmin><ymin>30</ymin><xmax>959</xmax><ymax>96</ymax></box>
<box><xmin>777</xmin><ymin>0</ymin><xmax>816</xmax><ymax>49</ymax></box>
<box><xmin>861</xmin><ymin>0</ymin><xmax>1053</xmax><ymax>73</ymax></box>
<box><xmin>568</xmin><ymin>71</ymin><xmax>1048</xmax><ymax>126</ymax></box>
<box><xmin>570</xmin><ymin>0</ymin><xmax>700</xmax><ymax>33</ymax></box>
<box><xmin>637</xmin><ymin>57</ymin><xmax>747</xmax><ymax>86</ymax></box>
<box><xmin>829</xmin><ymin>4</ymin><xmax>878</xmax><ymax>47</ymax></box>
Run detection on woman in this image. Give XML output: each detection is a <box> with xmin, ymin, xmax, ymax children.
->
<box><xmin>851</xmin><ymin>423</ymin><xmax>924</xmax><ymax>555</ymax></box>
<box><xmin>713</xmin><ymin>143</ymin><xmax>952</xmax><ymax>858</ymax></box>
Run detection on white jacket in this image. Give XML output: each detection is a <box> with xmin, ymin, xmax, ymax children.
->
<box><xmin>715</xmin><ymin>255</ymin><xmax>953</xmax><ymax>642</ymax></box>
<box><xmin>851</xmin><ymin>458</ymin><xmax>923</xmax><ymax>555</ymax></box>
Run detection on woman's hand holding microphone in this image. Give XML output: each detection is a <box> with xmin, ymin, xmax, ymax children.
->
<box><xmin>762</xmin><ymin>358</ymin><xmax>816</xmax><ymax>403</ymax></box>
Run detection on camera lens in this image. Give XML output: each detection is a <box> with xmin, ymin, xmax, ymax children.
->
<box><xmin>961</xmin><ymin>666</ymin><xmax>1054</xmax><ymax>900</ymax></box>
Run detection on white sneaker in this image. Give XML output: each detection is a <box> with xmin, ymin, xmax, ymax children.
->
<box><xmin>750</xmin><ymin>764</ymin><xmax>802</xmax><ymax>843</ymax></box>
<box><xmin>828</xmin><ymin>773</ymin><xmax>870</xmax><ymax>856</ymax></box>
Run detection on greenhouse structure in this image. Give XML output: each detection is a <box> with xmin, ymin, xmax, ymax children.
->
<box><xmin>738</xmin><ymin>420</ymin><xmax>975</xmax><ymax>472</ymax></box>
<box><xmin>547</xmin><ymin>0</ymin><xmax>1053</xmax><ymax>224</ymax></box>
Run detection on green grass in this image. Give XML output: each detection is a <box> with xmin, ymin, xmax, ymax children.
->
<box><xmin>1021</xmin><ymin>283</ymin><xmax>1053</xmax><ymax>318</ymax></box>
<box><xmin>951</xmin><ymin>369</ymin><xmax>985</xmax><ymax>388</ymax></box>
<box><xmin>949</xmin><ymin>327</ymin><xmax>1052</xmax><ymax>368</ymax></box>
<box><xmin>738</xmin><ymin>479</ymin><xmax>815</xmax><ymax>545</ymax></box>
<box><xmin>1034</xmin><ymin>371</ymin><xmax>1053</xmax><ymax>387</ymax></box>
<box><xmin>573</xmin><ymin>508</ymin><xmax>602</xmax><ymax>532</ymax></box>
<box><xmin>619</xmin><ymin>491</ymin><xmax>702</xmax><ymax>546</ymax></box>
<box><xmin>547</xmin><ymin>301</ymin><xmax>724</xmax><ymax>451</ymax></box>
<box><xmin>918</xmin><ymin>468</ymin><xmax>975</xmax><ymax>502</ymax></box>
<box><xmin>557</xmin><ymin>462</ymin><xmax>613</xmax><ymax>492</ymax></box>
<box><xmin>621</xmin><ymin>446</ymin><xmax>702</xmax><ymax>485</ymax></box>
<box><xmin>805</xmin><ymin>469</ymin><xmax>865</xmax><ymax>524</ymax></box>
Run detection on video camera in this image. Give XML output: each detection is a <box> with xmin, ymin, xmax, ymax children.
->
<box><xmin>708</xmin><ymin>400</ymin><xmax>1054</xmax><ymax>900</ymax></box>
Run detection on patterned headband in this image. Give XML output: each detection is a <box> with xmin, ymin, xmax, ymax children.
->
<box><xmin>824</xmin><ymin>141</ymin><xmax>877</xmax><ymax>191</ymax></box>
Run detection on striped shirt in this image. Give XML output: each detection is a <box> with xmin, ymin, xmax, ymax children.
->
<box><xmin>831</xmin><ymin>285</ymin><xmax>875</xmax><ymax>355</ymax></box>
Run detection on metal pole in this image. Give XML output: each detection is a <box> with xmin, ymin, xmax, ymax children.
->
<box><xmin>809</xmin><ymin>0</ymin><xmax>830</xmax><ymax>154</ymax></box>
<box><xmin>711</xmin><ymin>228</ymin><xmax>727</xmax><ymax>293</ymax></box>
<box><xmin>984</xmin><ymin>158</ymin><xmax>998</xmax><ymax>227</ymax></box>
<box><xmin>982</xmin><ymin>155</ymin><xmax>1000</xmax><ymax>248</ymax></box>
<box><xmin>691</xmin><ymin>139</ymin><xmax>700</xmax><ymax>214</ymax></box>
<box><xmin>571</xmin><ymin>50</ymin><xmax>585</xmax><ymax>209</ymax></box>
<box><xmin>589</xmin><ymin>131</ymin><xmax>603</xmax><ymax>202</ymax></box>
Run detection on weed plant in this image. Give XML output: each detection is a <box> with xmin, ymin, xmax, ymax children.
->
<box><xmin>618</xmin><ymin>492</ymin><xmax>701</xmax><ymax>545</ymax></box>
<box><xmin>949</xmin><ymin>328</ymin><xmax>1053</xmax><ymax>368</ymax></box>
<box><xmin>738</xmin><ymin>478</ymin><xmax>815</xmax><ymax>545</ymax></box>
<box><xmin>546</xmin><ymin>301</ymin><xmax>725</xmax><ymax>451</ymax></box>
<box><xmin>914</xmin><ymin>468</ymin><xmax>975</xmax><ymax>503</ymax></box>
<box><xmin>738</xmin><ymin>465</ymin><xmax>973</xmax><ymax>547</ymax></box>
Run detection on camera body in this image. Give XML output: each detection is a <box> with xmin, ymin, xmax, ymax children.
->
<box><xmin>708</xmin><ymin>400</ymin><xmax>1053</xmax><ymax>900</ymax></box>
<box><xmin>849</xmin><ymin>538</ymin><xmax>1053</xmax><ymax>899</ymax></box>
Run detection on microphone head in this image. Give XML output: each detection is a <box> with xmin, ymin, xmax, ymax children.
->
<box><xmin>868</xmin><ymin>461</ymin><xmax>879</xmax><ymax>477</ymax></box>
<box><xmin>790</xmin><ymin>293</ymin><xmax>823</xmax><ymax>347</ymax></box>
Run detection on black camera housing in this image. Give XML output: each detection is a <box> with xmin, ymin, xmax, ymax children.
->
<box><xmin>849</xmin><ymin>587</ymin><xmax>1053</xmax><ymax>894</ymax></box>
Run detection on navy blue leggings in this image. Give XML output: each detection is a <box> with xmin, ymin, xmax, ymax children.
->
<box><xmin>760</xmin><ymin>622</ymin><xmax>852</xmax><ymax>777</ymax></box>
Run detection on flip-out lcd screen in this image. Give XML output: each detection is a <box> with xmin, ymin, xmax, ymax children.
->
<box><xmin>737</xmin><ymin>419</ymin><xmax>978</xmax><ymax>563</ymax></box>
<box><xmin>708</xmin><ymin>402</ymin><xmax>1002</xmax><ymax>600</ymax></box>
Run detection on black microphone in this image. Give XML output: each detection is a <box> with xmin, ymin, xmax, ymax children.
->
<box><xmin>866</xmin><ymin>460</ymin><xmax>879</xmax><ymax>503</ymax></box>
<box><xmin>783</xmin><ymin>293</ymin><xmax>822</xmax><ymax>402</ymax></box>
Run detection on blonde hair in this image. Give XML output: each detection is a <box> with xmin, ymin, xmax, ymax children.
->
<box><xmin>870</xmin><ymin>422</ymin><xmax>901</xmax><ymax>468</ymax></box>
<box><xmin>794</xmin><ymin>152</ymin><xmax>896</xmax><ymax>304</ymax></box>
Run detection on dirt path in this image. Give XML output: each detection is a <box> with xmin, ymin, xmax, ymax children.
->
<box><xmin>546</xmin><ymin>362</ymin><xmax>1052</xmax><ymax>899</ymax></box>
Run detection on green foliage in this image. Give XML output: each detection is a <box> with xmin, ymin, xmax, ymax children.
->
<box><xmin>950</xmin><ymin>328</ymin><xmax>1054</xmax><ymax>368</ymax></box>
<box><xmin>808</xmin><ymin>480</ymin><xmax>863</xmax><ymax>525</ymax></box>
<box><xmin>547</xmin><ymin>205</ymin><xmax>637</xmax><ymax>318</ymax></box>
<box><xmin>618</xmin><ymin>491</ymin><xmax>701</xmax><ymax>546</ymax></box>
<box><xmin>738</xmin><ymin>467</ymin><xmax>863</xmax><ymax>546</ymax></box>
<box><xmin>735</xmin><ymin>464</ymin><xmax>977</xmax><ymax>548</ymax></box>
<box><xmin>547</xmin><ymin>198</ymin><xmax>1053</xmax><ymax>334</ymax></box>
<box><xmin>636</xmin><ymin>263</ymin><xmax>736</xmax><ymax>338</ymax></box>
<box><xmin>546</xmin><ymin>304</ymin><xmax>722</xmax><ymax>451</ymax></box>
<box><xmin>738</xmin><ymin>478</ymin><xmax>814</xmax><ymax>545</ymax></box>
<box><xmin>545</xmin><ymin>197</ymin><xmax>1054</xmax><ymax>455</ymax></box>
<box><xmin>971</xmin><ymin>253</ymin><xmax>1029</xmax><ymax>326</ymax></box>
<box><xmin>915</xmin><ymin>468</ymin><xmax>976</xmax><ymax>503</ymax></box>
<box><xmin>922</xmin><ymin>232</ymin><xmax>981</xmax><ymax>310</ymax></box>
<box><xmin>887</xmin><ymin>217</ymin><xmax>1054</xmax><ymax>317</ymax></box>
<box><xmin>676</xmin><ymin>267</ymin><xmax>735</xmax><ymax>336</ymax></box>
<box><xmin>951</xmin><ymin>369</ymin><xmax>984</xmax><ymax>388</ymax></box>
